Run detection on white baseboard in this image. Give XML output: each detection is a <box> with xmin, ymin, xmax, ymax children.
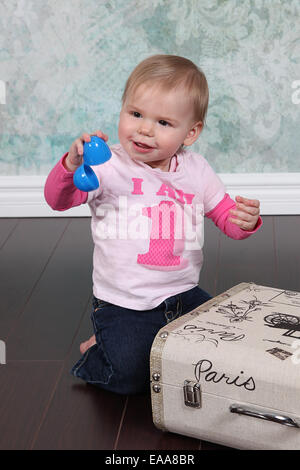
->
<box><xmin>0</xmin><ymin>173</ymin><xmax>299</xmax><ymax>217</ymax></box>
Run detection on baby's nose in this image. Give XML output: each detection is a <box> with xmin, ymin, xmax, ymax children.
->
<box><xmin>138</xmin><ymin>120</ymin><xmax>154</xmax><ymax>136</ymax></box>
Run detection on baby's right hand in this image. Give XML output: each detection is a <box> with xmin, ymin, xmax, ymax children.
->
<box><xmin>64</xmin><ymin>130</ymin><xmax>109</xmax><ymax>172</ymax></box>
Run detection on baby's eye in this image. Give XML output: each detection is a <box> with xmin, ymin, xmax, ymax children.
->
<box><xmin>159</xmin><ymin>120</ymin><xmax>170</xmax><ymax>127</ymax></box>
<box><xmin>132</xmin><ymin>111</ymin><xmax>141</xmax><ymax>118</ymax></box>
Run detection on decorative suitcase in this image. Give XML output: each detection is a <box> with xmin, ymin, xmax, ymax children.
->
<box><xmin>150</xmin><ymin>283</ymin><xmax>300</xmax><ymax>450</ymax></box>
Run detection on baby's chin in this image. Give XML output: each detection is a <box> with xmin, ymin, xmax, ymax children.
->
<box><xmin>131</xmin><ymin>155</ymin><xmax>152</xmax><ymax>165</ymax></box>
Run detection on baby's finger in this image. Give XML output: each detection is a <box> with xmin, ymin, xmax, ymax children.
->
<box><xmin>229</xmin><ymin>209</ymin><xmax>255</xmax><ymax>224</ymax></box>
<box><xmin>228</xmin><ymin>217</ymin><xmax>255</xmax><ymax>231</ymax></box>
<box><xmin>94</xmin><ymin>130</ymin><xmax>108</xmax><ymax>141</ymax></box>
<box><xmin>235</xmin><ymin>195</ymin><xmax>260</xmax><ymax>208</ymax></box>
<box><xmin>76</xmin><ymin>132</ymin><xmax>94</xmax><ymax>156</ymax></box>
<box><xmin>75</xmin><ymin>138</ymin><xmax>84</xmax><ymax>156</ymax></box>
<box><xmin>235</xmin><ymin>202</ymin><xmax>260</xmax><ymax>216</ymax></box>
<box><xmin>81</xmin><ymin>133</ymin><xmax>92</xmax><ymax>143</ymax></box>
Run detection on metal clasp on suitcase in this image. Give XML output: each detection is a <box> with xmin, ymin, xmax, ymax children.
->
<box><xmin>230</xmin><ymin>404</ymin><xmax>300</xmax><ymax>428</ymax></box>
<box><xmin>183</xmin><ymin>380</ymin><xmax>201</xmax><ymax>408</ymax></box>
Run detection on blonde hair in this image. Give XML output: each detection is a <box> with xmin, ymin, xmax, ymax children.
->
<box><xmin>122</xmin><ymin>55</ymin><xmax>209</xmax><ymax>125</ymax></box>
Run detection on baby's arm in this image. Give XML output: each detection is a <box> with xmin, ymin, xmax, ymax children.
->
<box><xmin>44</xmin><ymin>153</ymin><xmax>88</xmax><ymax>210</ymax></box>
<box><xmin>44</xmin><ymin>130</ymin><xmax>108</xmax><ymax>211</ymax></box>
<box><xmin>205</xmin><ymin>193</ymin><xmax>262</xmax><ymax>240</ymax></box>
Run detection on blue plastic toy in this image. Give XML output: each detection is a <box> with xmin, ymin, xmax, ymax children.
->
<box><xmin>73</xmin><ymin>136</ymin><xmax>112</xmax><ymax>191</ymax></box>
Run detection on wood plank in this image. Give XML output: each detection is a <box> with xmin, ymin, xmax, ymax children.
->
<box><xmin>0</xmin><ymin>218</ymin><xmax>69</xmax><ymax>338</ymax></box>
<box><xmin>32</xmin><ymin>300</ymin><xmax>126</xmax><ymax>450</ymax></box>
<box><xmin>200</xmin><ymin>219</ymin><xmax>221</xmax><ymax>297</ymax></box>
<box><xmin>274</xmin><ymin>215</ymin><xmax>300</xmax><ymax>291</ymax></box>
<box><xmin>0</xmin><ymin>360</ymin><xmax>62</xmax><ymax>450</ymax></box>
<box><xmin>115</xmin><ymin>394</ymin><xmax>200</xmax><ymax>450</ymax></box>
<box><xmin>216</xmin><ymin>216</ymin><xmax>276</xmax><ymax>294</ymax></box>
<box><xmin>7</xmin><ymin>218</ymin><xmax>93</xmax><ymax>360</ymax></box>
<box><xmin>0</xmin><ymin>218</ymin><xmax>19</xmax><ymax>248</ymax></box>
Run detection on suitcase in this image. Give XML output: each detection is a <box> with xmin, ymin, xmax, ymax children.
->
<box><xmin>150</xmin><ymin>283</ymin><xmax>300</xmax><ymax>450</ymax></box>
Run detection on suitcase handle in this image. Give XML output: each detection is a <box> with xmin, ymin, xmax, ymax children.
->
<box><xmin>230</xmin><ymin>404</ymin><xmax>300</xmax><ymax>428</ymax></box>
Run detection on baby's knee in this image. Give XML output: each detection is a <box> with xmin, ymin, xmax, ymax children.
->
<box><xmin>111</xmin><ymin>353</ymin><xmax>150</xmax><ymax>395</ymax></box>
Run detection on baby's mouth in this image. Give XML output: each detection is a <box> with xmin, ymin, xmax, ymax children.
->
<box><xmin>134</xmin><ymin>141</ymin><xmax>154</xmax><ymax>149</ymax></box>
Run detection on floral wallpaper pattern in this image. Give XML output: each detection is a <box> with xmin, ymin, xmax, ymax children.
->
<box><xmin>0</xmin><ymin>0</ymin><xmax>299</xmax><ymax>175</ymax></box>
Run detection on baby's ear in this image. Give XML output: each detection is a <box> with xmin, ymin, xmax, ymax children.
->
<box><xmin>183</xmin><ymin>121</ymin><xmax>203</xmax><ymax>146</ymax></box>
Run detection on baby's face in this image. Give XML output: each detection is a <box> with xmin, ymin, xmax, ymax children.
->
<box><xmin>118</xmin><ymin>84</ymin><xmax>202</xmax><ymax>171</ymax></box>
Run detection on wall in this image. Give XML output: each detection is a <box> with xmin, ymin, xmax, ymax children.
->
<box><xmin>0</xmin><ymin>0</ymin><xmax>299</xmax><ymax>215</ymax></box>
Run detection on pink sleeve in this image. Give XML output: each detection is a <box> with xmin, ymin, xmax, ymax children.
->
<box><xmin>44</xmin><ymin>153</ymin><xmax>88</xmax><ymax>211</ymax></box>
<box><xmin>205</xmin><ymin>193</ymin><xmax>263</xmax><ymax>240</ymax></box>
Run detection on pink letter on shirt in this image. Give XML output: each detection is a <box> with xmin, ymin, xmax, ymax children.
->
<box><xmin>137</xmin><ymin>200</ymin><xmax>188</xmax><ymax>271</ymax></box>
<box><xmin>131</xmin><ymin>178</ymin><xmax>144</xmax><ymax>195</ymax></box>
<box><xmin>156</xmin><ymin>183</ymin><xmax>176</xmax><ymax>200</ymax></box>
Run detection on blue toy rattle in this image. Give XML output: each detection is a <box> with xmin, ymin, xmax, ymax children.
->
<box><xmin>73</xmin><ymin>136</ymin><xmax>112</xmax><ymax>191</ymax></box>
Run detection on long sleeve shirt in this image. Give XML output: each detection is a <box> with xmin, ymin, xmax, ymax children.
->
<box><xmin>45</xmin><ymin>144</ymin><xmax>262</xmax><ymax>309</ymax></box>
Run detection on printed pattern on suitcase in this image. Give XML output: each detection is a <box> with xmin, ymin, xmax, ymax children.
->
<box><xmin>150</xmin><ymin>283</ymin><xmax>300</xmax><ymax>450</ymax></box>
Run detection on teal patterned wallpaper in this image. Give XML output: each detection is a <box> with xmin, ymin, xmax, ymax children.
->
<box><xmin>0</xmin><ymin>0</ymin><xmax>299</xmax><ymax>175</ymax></box>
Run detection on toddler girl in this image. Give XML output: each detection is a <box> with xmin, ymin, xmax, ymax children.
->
<box><xmin>45</xmin><ymin>55</ymin><xmax>262</xmax><ymax>395</ymax></box>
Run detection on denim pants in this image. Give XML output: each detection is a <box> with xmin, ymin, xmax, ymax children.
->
<box><xmin>71</xmin><ymin>285</ymin><xmax>211</xmax><ymax>395</ymax></box>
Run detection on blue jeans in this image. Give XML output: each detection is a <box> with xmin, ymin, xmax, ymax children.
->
<box><xmin>71</xmin><ymin>285</ymin><xmax>211</xmax><ymax>395</ymax></box>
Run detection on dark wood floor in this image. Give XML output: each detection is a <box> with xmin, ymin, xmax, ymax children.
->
<box><xmin>0</xmin><ymin>215</ymin><xmax>299</xmax><ymax>450</ymax></box>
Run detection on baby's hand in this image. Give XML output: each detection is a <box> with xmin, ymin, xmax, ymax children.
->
<box><xmin>228</xmin><ymin>195</ymin><xmax>260</xmax><ymax>231</ymax></box>
<box><xmin>64</xmin><ymin>130</ymin><xmax>108</xmax><ymax>172</ymax></box>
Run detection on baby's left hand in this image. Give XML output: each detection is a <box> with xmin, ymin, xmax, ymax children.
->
<box><xmin>229</xmin><ymin>195</ymin><xmax>260</xmax><ymax>231</ymax></box>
